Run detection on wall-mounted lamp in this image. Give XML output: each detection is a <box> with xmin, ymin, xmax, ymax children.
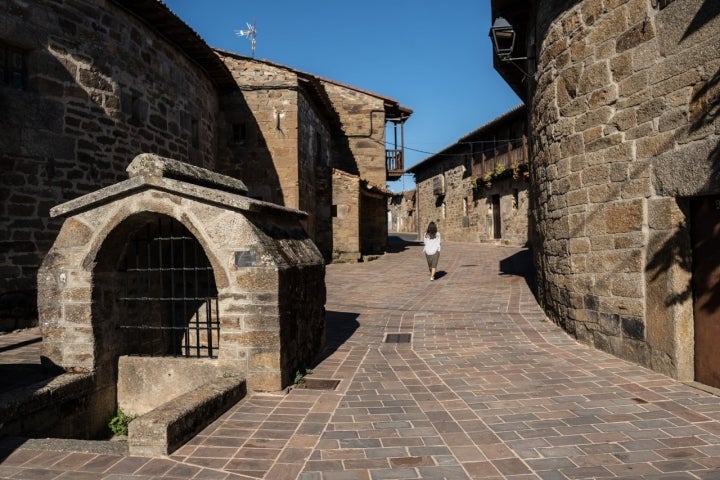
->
<box><xmin>490</xmin><ymin>17</ymin><xmax>528</xmax><ymax>62</ymax></box>
<box><xmin>489</xmin><ymin>16</ymin><xmax>535</xmax><ymax>81</ymax></box>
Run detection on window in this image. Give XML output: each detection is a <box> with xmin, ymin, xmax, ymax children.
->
<box><xmin>433</xmin><ymin>176</ymin><xmax>445</xmax><ymax>196</ymax></box>
<box><xmin>0</xmin><ymin>42</ymin><xmax>27</xmax><ymax>89</ymax></box>
<box><xmin>656</xmin><ymin>0</ymin><xmax>676</xmax><ymax>9</ymax></box>
<box><xmin>512</xmin><ymin>189</ymin><xmax>519</xmax><ymax>210</ymax></box>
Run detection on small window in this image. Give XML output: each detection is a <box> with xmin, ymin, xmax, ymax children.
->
<box><xmin>1</xmin><ymin>42</ymin><xmax>27</xmax><ymax>89</ymax></box>
<box><xmin>433</xmin><ymin>176</ymin><xmax>445</xmax><ymax>196</ymax></box>
<box><xmin>656</xmin><ymin>0</ymin><xmax>676</xmax><ymax>9</ymax></box>
<box><xmin>512</xmin><ymin>189</ymin><xmax>519</xmax><ymax>210</ymax></box>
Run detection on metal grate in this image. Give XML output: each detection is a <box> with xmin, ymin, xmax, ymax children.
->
<box><xmin>385</xmin><ymin>333</ymin><xmax>412</xmax><ymax>343</ymax></box>
<box><xmin>298</xmin><ymin>378</ymin><xmax>341</xmax><ymax>390</ymax></box>
<box><xmin>119</xmin><ymin>217</ymin><xmax>220</xmax><ymax>358</ymax></box>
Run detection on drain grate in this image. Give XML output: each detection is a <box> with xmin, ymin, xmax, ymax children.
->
<box><xmin>297</xmin><ymin>378</ymin><xmax>340</xmax><ymax>390</ymax></box>
<box><xmin>385</xmin><ymin>333</ymin><xmax>412</xmax><ymax>343</ymax></box>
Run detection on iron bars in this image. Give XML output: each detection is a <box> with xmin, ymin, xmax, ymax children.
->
<box><xmin>119</xmin><ymin>217</ymin><xmax>220</xmax><ymax>358</ymax></box>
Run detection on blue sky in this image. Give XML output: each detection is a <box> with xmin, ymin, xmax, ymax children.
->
<box><xmin>163</xmin><ymin>0</ymin><xmax>521</xmax><ymax>192</ymax></box>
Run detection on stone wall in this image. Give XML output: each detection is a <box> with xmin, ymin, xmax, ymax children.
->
<box><xmin>0</xmin><ymin>0</ymin><xmax>221</xmax><ymax>329</ymax></box>
<box><xmin>359</xmin><ymin>188</ymin><xmax>390</xmax><ymax>258</ymax></box>
<box><xmin>322</xmin><ymin>82</ymin><xmax>388</xmax><ymax>189</ymax></box>
<box><xmin>215</xmin><ymin>53</ymin><xmax>392</xmax><ymax>263</ymax></box>
<box><xmin>216</xmin><ymin>54</ymin><xmax>300</xmax><ymax>207</ymax></box>
<box><xmin>475</xmin><ymin>181</ymin><xmax>530</xmax><ymax>246</ymax></box>
<box><xmin>531</xmin><ymin>0</ymin><xmax>719</xmax><ymax>379</ymax></box>
<box><xmin>331</xmin><ymin>170</ymin><xmax>361</xmax><ymax>262</ymax></box>
<box><xmin>322</xmin><ymin>82</ymin><xmax>392</xmax><ymax>258</ymax></box>
<box><xmin>414</xmin><ymin>160</ymin><xmax>529</xmax><ymax>245</ymax></box>
<box><xmin>415</xmin><ymin>161</ymin><xmax>474</xmax><ymax>242</ymax></box>
<box><xmin>388</xmin><ymin>191</ymin><xmax>417</xmax><ymax>233</ymax></box>
<box><xmin>298</xmin><ymin>92</ymin><xmax>333</xmax><ymax>246</ymax></box>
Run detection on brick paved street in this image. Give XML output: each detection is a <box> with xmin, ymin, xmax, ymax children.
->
<box><xmin>2</xmin><ymin>239</ymin><xmax>720</xmax><ymax>479</ymax></box>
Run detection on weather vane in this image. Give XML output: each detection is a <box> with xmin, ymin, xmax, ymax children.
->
<box><xmin>235</xmin><ymin>20</ymin><xmax>257</xmax><ymax>58</ymax></box>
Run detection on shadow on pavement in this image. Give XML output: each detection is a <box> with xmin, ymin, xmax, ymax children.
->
<box><xmin>311</xmin><ymin>311</ymin><xmax>359</xmax><ymax>368</ymax></box>
<box><xmin>387</xmin><ymin>234</ymin><xmax>422</xmax><ymax>253</ymax></box>
<box><xmin>499</xmin><ymin>248</ymin><xmax>538</xmax><ymax>299</ymax></box>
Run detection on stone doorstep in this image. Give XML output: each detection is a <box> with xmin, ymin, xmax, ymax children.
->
<box><xmin>128</xmin><ymin>376</ymin><xmax>247</xmax><ymax>457</ymax></box>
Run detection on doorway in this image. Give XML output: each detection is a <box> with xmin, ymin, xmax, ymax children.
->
<box><xmin>691</xmin><ymin>195</ymin><xmax>720</xmax><ymax>388</ymax></box>
<box><xmin>492</xmin><ymin>195</ymin><xmax>501</xmax><ymax>239</ymax></box>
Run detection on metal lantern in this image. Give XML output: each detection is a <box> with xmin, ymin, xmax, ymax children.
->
<box><xmin>490</xmin><ymin>17</ymin><xmax>516</xmax><ymax>60</ymax></box>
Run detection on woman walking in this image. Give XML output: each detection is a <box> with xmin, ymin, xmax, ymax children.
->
<box><xmin>423</xmin><ymin>221</ymin><xmax>441</xmax><ymax>281</ymax></box>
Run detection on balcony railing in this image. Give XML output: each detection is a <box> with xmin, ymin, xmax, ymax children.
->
<box><xmin>472</xmin><ymin>136</ymin><xmax>528</xmax><ymax>180</ymax></box>
<box><xmin>386</xmin><ymin>149</ymin><xmax>404</xmax><ymax>181</ymax></box>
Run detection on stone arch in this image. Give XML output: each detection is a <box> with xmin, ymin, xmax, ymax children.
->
<box><xmin>39</xmin><ymin>154</ymin><xmax>326</xmax><ymax>398</ymax></box>
<box><xmin>91</xmin><ymin>211</ymin><xmax>223</xmax><ymax>374</ymax></box>
<box><xmin>81</xmin><ymin>202</ymin><xmax>230</xmax><ymax>292</ymax></box>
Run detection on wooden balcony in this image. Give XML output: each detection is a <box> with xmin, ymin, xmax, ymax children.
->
<box><xmin>386</xmin><ymin>149</ymin><xmax>404</xmax><ymax>181</ymax></box>
<box><xmin>472</xmin><ymin>136</ymin><xmax>528</xmax><ymax>180</ymax></box>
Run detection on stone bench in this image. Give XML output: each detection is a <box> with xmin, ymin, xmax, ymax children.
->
<box><xmin>128</xmin><ymin>376</ymin><xmax>246</xmax><ymax>456</ymax></box>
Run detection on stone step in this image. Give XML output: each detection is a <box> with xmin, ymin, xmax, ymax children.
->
<box><xmin>128</xmin><ymin>376</ymin><xmax>247</xmax><ymax>456</ymax></box>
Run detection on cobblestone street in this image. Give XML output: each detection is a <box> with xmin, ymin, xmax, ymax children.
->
<box><xmin>2</xmin><ymin>239</ymin><xmax>720</xmax><ymax>479</ymax></box>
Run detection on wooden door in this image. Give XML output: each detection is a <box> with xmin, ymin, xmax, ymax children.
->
<box><xmin>492</xmin><ymin>195</ymin><xmax>501</xmax><ymax>239</ymax></box>
<box><xmin>692</xmin><ymin>195</ymin><xmax>720</xmax><ymax>387</ymax></box>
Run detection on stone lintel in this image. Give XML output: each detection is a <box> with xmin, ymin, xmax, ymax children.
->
<box><xmin>50</xmin><ymin>174</ymin><xmax>307</xmax><ymax>220</ymax></box>
<box><xmin>127</xmin><ymin>153</ymin><xmax>248</xmax><ymax>195</ymax></box>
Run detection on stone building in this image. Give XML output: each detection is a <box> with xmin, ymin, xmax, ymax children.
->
<box><xmin>214</xmin><ymin>52</ymin><xmax>410</xmax><ymax>263</ymax></box>
<box><xmin>0</xmin><ymin>0</ymin><xmax>411</xmax><ymax>330</ymax></box>
<box><xmin>388</xmin><ymin>190</ymin><xmax>417</xmax><ymax>233</ymax></box>
<box><xmin>490</xmin><ymin>0</ymin><xmax>720</xmax><ymax>386</ymax></box>
<box><xmin>407</xmin><ymin>106</ymin><xmax>531</xmax><ymax>245</ymax></box>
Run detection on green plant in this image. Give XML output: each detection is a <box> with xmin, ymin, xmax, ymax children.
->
<box><xmin>108</xmin><ymin>410</ymin><xmax>135</xmax><ymax>436</ymax></box>
<box><xmin>483</xmin><ymin>171</ymin><xmax>493</xmax><ymax>188</ymax></box>
<box><xmin>294</xmin><ymin>367</ymin><xmax>313</xmax><ymax>385</ymax></box>
<box><xmin>494</xmin><ymin>164</ymin><xmax>506</xmax><ymax>176</ymax></box>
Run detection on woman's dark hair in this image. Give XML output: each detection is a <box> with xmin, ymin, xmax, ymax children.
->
<box><xmin>426</xmin><ymin>221</ymin><xmax>437</xmax><ymax>239</ymax></box>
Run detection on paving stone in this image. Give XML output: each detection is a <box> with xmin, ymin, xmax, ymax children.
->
<box><xmin>4</xmin><ymin>241</ymin><xmax>720</xmax><ymax>479</ymax></box>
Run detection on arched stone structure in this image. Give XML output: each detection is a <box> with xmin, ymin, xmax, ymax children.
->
<box><xmin>38</xmin><ymin>154</ymin><xmax>326</xmax><ymax>425</ymax></box>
